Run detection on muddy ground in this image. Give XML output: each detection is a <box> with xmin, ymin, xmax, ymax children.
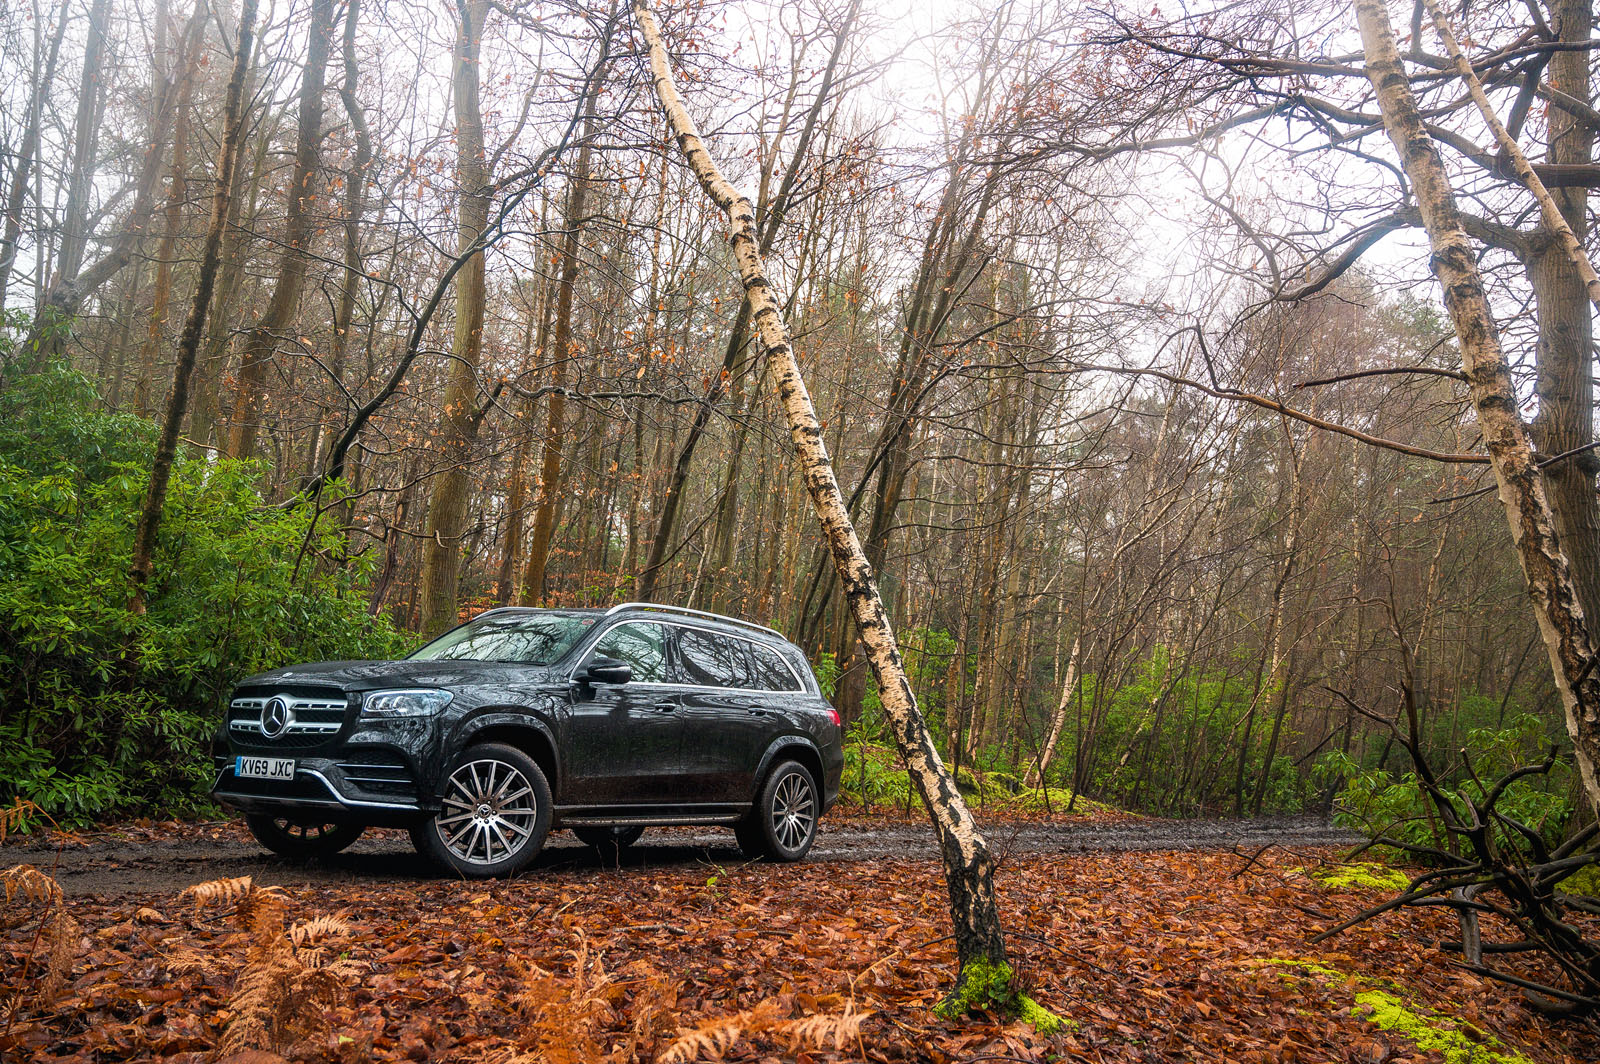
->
<box><xmin>5</xmin><ymin>813</ymin><xmax>1363</xmax><ymax>897</ymax></box>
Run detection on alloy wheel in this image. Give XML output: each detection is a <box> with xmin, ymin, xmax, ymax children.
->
<box><xmin>769</xmin><ymin>769</ymin><xmax>816</xmax><ymax>852</ymax></box>
<box><xmin>436</xmin><ymin>758</ymin><xmax>539</xmax><ymax>866</ymax></box>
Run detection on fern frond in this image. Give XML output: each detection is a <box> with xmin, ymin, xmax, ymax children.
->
<box><xmin>36</xmin><ymin>910</ymin><xmax>81</xmax><ymax>1004</ymax></box>
<box><xmin>163</xmin><ymin>947</ymin><xmax>216</xmax><ymax>978</ymax></box>
<box><xmin>657</xmin><ymin>1018</ymin><xmax>746</xmax><ymax>1064</ymax></box>
<box><xmin>235</xmin><ymin>885</ymin><xmax>289</xmax><ymax>935</ymax></box>
<box><xmin>290</xmin><ymin>913</ymin><xmax>353</xmax><ymax>947</ymax></box>
<box><xmin>777</xmin><ymin>1003</ymin><xmax>869</xmax><ymax>1052</ymax></box>
<box><xmin>180</xmin><ymin>875</ymin><xmax>254</xmax><ymax>907</ymax></box>
<box><xmin>218</xmin><ymin>939</ymin><xmax>299</xmax><ymax>1055</ymax></box>
<box><xmin>0</xmin><ymin>799</ymin><xmax>42</xmax><ymax>844</ymax></box>
<box><xmin>1</xmin><ymin>863</ymin><xmax>62</xmax><ymax>906</ymax></box>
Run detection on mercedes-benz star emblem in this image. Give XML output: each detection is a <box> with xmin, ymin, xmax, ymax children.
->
<box><xmin>261</xmin><ymin>697</ymin><xmax>293</xmax><ymax>739</ymax></box>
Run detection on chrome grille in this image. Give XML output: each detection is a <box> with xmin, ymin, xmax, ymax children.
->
<box><xmin>229</xmin><ymin>693</ymin><xmax>348</xmax><ymax>738</ymax></box>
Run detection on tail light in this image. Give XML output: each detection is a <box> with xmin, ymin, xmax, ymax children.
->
<box><xmin>825</xmin><ymin>706</ymin><xmax>841</xmax><ymax>728</ymax></box>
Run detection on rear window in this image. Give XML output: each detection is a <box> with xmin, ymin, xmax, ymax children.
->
<box><xmin>747</xmin><ymin>641</ymin><xmax>802</xmax><ymax>692</ymax></box>
<box><xmin>676</xmin><ymin>627</ymin><xmax>756</xmax><ymax>688</ymax></box>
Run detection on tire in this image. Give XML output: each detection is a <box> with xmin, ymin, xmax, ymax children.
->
<box><xmin>411</xmin><ymin>742</ymin><xmax>552</xmax><ymax>878</ymax></box>
<box><xmin>737</xmin><ymin>760</ymin><xmax>819</xmax><ymax>862</ymax></box>
<box><xmin>245</xmin><ymin>814</ymin><xmax>364</xmax><ymax>861</ymax></box>
<box><xmin>573</xmin><ymin>825</ymin><xmax>645</xmax><ymax>854</ymax></box>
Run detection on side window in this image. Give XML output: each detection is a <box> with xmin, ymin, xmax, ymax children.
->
<box><xmin>587</xmin><ymin>623</ymin><xmax>669</xmax><ymax>683</ymax></box>
<box><xmin>677</xmin><ymin>627</ymin><xmax>755</xmax><ymax>689</ymax></box>
<box><xmin>747</xmin><ymin>641</ymin><xmax>802</xmax><ymax>692</ymax></box>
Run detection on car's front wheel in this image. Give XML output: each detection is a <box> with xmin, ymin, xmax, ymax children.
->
<box><xmin>245</xmin><ymin>815</ymin><xmax>364</xmax><ymax>861</ymax></box>
<box><xmin>411</xmin><ymin>742</ymin><xmax>551</xmax><ymax>878</ymax></box>
<box><xmin>736</xmin><ymin>760</ymin><xmax>819</xmax><ymax>862</ymax></box>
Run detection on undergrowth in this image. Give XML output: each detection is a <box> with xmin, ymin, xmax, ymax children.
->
<box><xmin>0</xmin><ymin>360</ymin><xmax>408</xmax><ymax>826</ymax></box>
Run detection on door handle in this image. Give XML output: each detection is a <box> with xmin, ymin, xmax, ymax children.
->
<box><xmin>746</xmin><ymin>706</ymin><xmax>768</xmax><ymax>715</ymax></box>
<box><xmin>653</xmin><ymin>701</ymin><xmax>677</xmax><ymax>713</ymax></box>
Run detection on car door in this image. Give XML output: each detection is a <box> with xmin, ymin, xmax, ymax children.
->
<box><xmin>563</xmin><ymin>621</ymin><xmax>681</xmax><ymax>805</ymax></box>
<box><xmin>672</xmin><ymin>626</ymin><xmax>775</xmax><ymax>803</ymax></box>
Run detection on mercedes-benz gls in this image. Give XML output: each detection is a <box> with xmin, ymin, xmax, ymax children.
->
<box><xmin>210</xmin><ymin>603</ymin><xmax>844</xmax><ymax>878</ymax></box>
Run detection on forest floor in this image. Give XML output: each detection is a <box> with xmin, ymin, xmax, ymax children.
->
<box><xmin>3</xmin><ymin>809</ymin><xmax>1596</xmax><ymax>1063</ymax></box>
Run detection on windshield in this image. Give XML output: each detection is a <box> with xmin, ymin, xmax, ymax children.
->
<box><xmin>409</xmin><ymin>612</ymin><xmax>598</xmax><ymax>665</ymax></box>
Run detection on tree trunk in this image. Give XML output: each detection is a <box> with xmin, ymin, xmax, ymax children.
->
<box><xmin>633</xmin><ymin>0</ymin><xmax>1012</xmax><ymax>1005</ymax></box>
<box><xmin>417</xmin><ymin>0</ymin><xmax>494</xmax><ymax>637</ymax></box>
<box><xmin>188</xmin><ymin>117</ymin><xmax>264</xmax><ymax>451</ymax></box>
<box><xmin>128</xmin><ymin>0</ymin><xmax>258</xmax><ymax>615</ymax></box>
<box><xmin>55</xmin><ymin>0</ymin><xmax>113</xmax><ymax>287</ymax></box>
<box><xmin>0</xmin><ymin>0</ymin><xmax>70</xmax><ymax>306</ymax></box>
<box><xmin>133</xmin><ymin>1</ymin><xmax>207</xmax><ymax>416</ymax></box>
<box><xmin>633</xmin><ymin>0</ymin><xmax>859</xmax><ymax>603</ymax></box>
<box><xmin>519</xmin><ymin>79</ymin><xmax>605</xmax><ymax>607</ymax></box>
<box><xmin>306</xmin><ymin>0</ymin><xmax>374</xmax><ymax>480</ymax></box>
<box><xmin>1525</xmin><ymin>0</ymin><xmax>1600</xmax><ymax>626</ymax></box>
<box><xmin>1355</xmin><ymin>0</ymin><xmax>1600</xmax><ymax>818</ymax></box>
<box><xmin>225</xmin><ymin>0</ymin><xmax>335</xmax><ymax>459</ymax></box>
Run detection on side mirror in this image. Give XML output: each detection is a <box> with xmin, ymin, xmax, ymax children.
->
<box><xmin>583</xmin><ymin>657</ymin><xmax>633</xmax><ymax>686</ymax></box>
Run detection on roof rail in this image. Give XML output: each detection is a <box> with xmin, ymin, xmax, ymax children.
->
<box><xmin>604</xmin><ymin>601</ymin><xmax>788</xmax><ymax>642</ymax></box>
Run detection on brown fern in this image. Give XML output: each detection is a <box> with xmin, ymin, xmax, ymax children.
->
<box><xmin>211</xmin><ymin>889</ymin><xmax>359</xmax><ymax>1055</ymax></box>
<box><xmin>0</xmin><ymin>864</ymin><xmax>77</xmax><ymax>1012</ymax></box>
<box><xmin>616</xmin><ymin>971</ymin><xmax>680</xmax><ymax>1063</ymax></box>
<box><xmin>504</xmin><ymin>934</ymin><xmax>619</xmax><ymax>1064</ymax></box>
<box><xmin>1</xmin><ymin>863</ymin><xmax>62</xmax><ymax>908</ymax></box>
<box><xmin>656</xmin><ymin>997</ymin><xmax>869</xmax><ymax>1063</ymax></box>
<box><xmin>0</xmin><ymin>799</ymin><xmax>43</xmax><ymax>845</ymax></box>
<box><xmin>778</xmin><ymin>1001</ymin><xmax>867</xmax><ymax>1053</ymax></box>
<box><xmin>36</xmin><ymin>910</ymin><xmax>81</xmax><ymax>1003</ymax></box>
<box><xmin>218</xmin><ymin>934</ymin><xmax>339</xmax><ymax>1056</ymax></box>
<box><xmin>179</xmin><ymin>874</ymin><xmax>256</xmax><ymax>908</ymax></box>
<box><xmin>289</xmin><ymin>913</ymin><xmax>352</xmax><ymax>948</ymax></box>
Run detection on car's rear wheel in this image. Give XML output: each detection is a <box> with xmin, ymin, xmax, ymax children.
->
<box><xmin>411</xmin><ymin>742</ymin><xmax>551</xmax><ymax>878</ymax></box>
<box><xmin>245</xmin><ymin>814</ymin><xmax>364</xmax><ymax>861</ymax></box>
<box><xmin>736</xmin><ymin>760</ymin><xmax>818</xmax><ymax>862</ymax></box>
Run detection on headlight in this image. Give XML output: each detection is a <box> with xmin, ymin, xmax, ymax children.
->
<box><xmin>361</xmin><ymin>688</ymin><xmax>453</xmax><ymax>718</ymax></box>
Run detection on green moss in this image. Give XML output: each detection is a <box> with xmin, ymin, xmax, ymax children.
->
<box><xmin>935</xmin><ymin>958</ymin><xmax>1014</xmax><ymax>1020</ymax></box>
<box><xmin>1017</xmin><ymin>993</ymin><xmax>1073</xmax><ymax>1035</ymax></box>
<box><xmin>933</xmin><ymin>958</ymin><xmax>1073</xmax><ymax>1035</ymax></box>
<box><xmin>1309</xmin><ymin>862</ymin><xmax>1411</xmax><ymax>892</ymax></box>
<box><xmin>1556</xmin><ymin>862</ymin><xmax>1600</xmax><ymax>898</ymax></box>
<box><xmin>1353</xmin><ymin>990</ymin><xmax>1533</xmax><ymax>1064</ymax></box>
<box><xmin>1249</xmin><ymin>960</ymin><xmax>1531</xmax><ymax>1063</ymax></box>
<box><xmin>1253</xmin><ymin>957</ymin><xmax>1347</xmax><ymax>981</ymax></box>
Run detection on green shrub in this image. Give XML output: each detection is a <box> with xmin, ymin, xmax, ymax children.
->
<box><xmin>0</xmin><ymin>360</ymin><xmax>409</xmax><ymax>825</ymax></box>
<box><xmin>1314</xmin><ymin>712</ymin><xmax>1573</xmax><ymax>855</ymax></box>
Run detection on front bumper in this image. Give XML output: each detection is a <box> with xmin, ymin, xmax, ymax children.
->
<box><xmin>212</xmin><ymin>753</ymin><xmax>432</xmax><ymax>827</ymax></box>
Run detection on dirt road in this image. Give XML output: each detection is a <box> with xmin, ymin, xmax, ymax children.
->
<box><xmin>5</xmin><ymin>814</ymin><xmax>1362</xmax><ymax>897</ymax></box>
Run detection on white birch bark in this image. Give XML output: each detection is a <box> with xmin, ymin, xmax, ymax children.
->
<box><xmin>1422</xmin><ymin>0</ymin><xmax>1600</xmax><ymax>314</ymax></box>
<box><xmin>1356</xmin><ymin>0</ymin><xmax>1600</xmax><ymax>818</ymax></box>
<box><xmin>632</xmin><ymin>0</ymin><xmax>1011</xmax><ymax>988</ymax></box>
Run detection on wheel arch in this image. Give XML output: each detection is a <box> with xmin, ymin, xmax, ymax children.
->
<box><xmin>450</xmin><ymin>714</ymin><xmax>560</xmax><ymax>796</ymax></box>
<box><xmin>752</xmin><ymin>737</ymin><xmax>823</xmax><ymax>805</ymax></box>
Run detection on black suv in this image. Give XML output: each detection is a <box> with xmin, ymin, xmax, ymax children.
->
<box><xmin>211</xmin><ymin>603</ymin><xmax>843</xmax><ymax>877</ymax></box>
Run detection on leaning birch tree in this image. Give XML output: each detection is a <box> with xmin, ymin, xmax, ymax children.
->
<box><xmin>1354</xmin><ymin>0</ymin><xmax>1600</xmax><ymax>817</ymax></box>
<box><xmin>631</xmin><ymin>0</ymin><xmax>1029</xmax><ymax>1016</ymax></box>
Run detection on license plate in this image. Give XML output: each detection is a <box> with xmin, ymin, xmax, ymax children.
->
<box><xmin>236</xmin><ymin>756</ymin><xmax>295</xmax><ymax>781</ymax></box>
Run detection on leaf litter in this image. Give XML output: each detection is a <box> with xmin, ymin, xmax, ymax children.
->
<box><xmin>2</xmin><ymin>818</ymin><xmax>1596</xmax><ymax>1063</ymax></box>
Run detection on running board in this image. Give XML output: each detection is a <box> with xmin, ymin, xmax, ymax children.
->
<box><xmin>556</xmin><ymin>813</ymin><xmax>744</xmax><ymax>828</ymax></box>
